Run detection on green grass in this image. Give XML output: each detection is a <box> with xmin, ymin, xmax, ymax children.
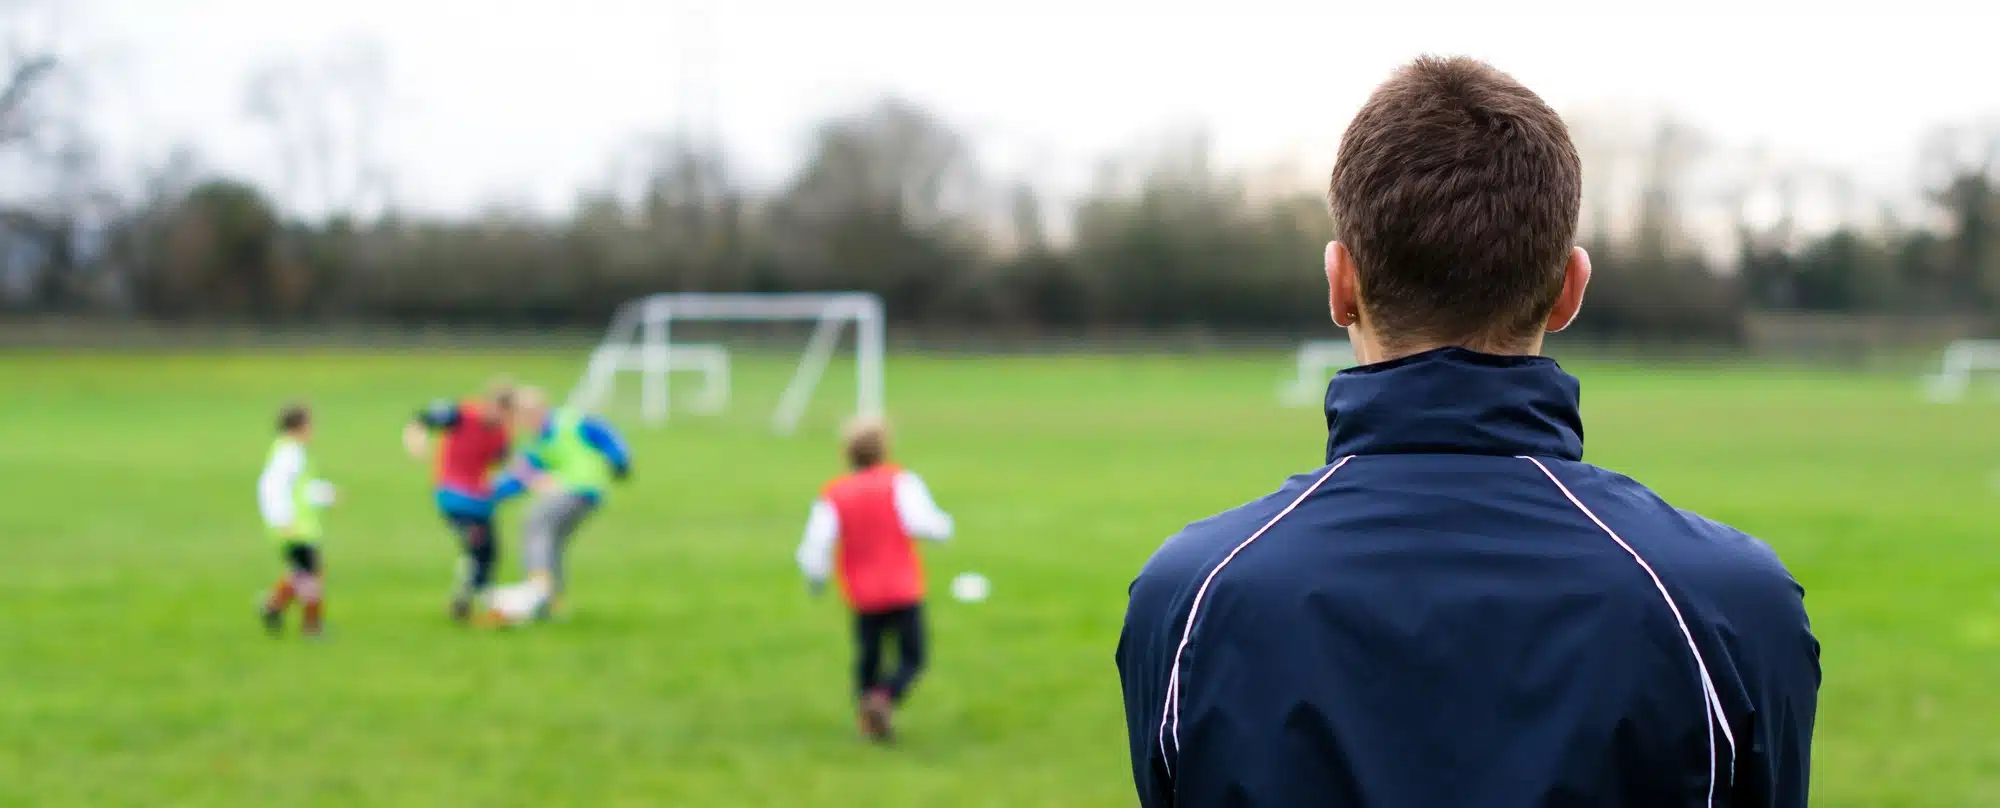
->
<box><xmin>0</xmin><ymin>351</ymin><xmax>1996</xmax><ymax>807</ymax></box>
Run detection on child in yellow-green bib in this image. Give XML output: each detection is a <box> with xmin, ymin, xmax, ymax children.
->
<box><xmin>486</xmin><ymin>386</ymin><xmax>631</xmax><ymax>621</ymax></box>
<box><xmin>258</xmin><ymin>403</ymin><xmax>336</xmax><ymax>637</ymax></box>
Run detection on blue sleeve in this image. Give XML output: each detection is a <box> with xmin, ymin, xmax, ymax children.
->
<box><xmin>416</xmin><ymin>399</ymin><xmax>461</xmax><ymax>430</ymax></box>
<box><xmin>520</xmin><ymin>423</ymin><xmax>551</xmax><ymax>471</ymax></box>
<box><xmin>579</xmin><ymin>417</ymin><xmax>631</xmax><ymax>477</ymax></box>
<box><xmin>489</xmin><ymin>474</ymin><xmax>527</xmax><ymax>503</ymax></box>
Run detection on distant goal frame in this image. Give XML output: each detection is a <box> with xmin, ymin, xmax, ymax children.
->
<box><xmin>567</xmin><ymin>292</ymin><xmax>885</xmax><ymax>435</ymax></box>
<box><xmin>1924</xmin><ymin>339</ymin><xmax>2000</xmax><ymax>402</ymax></box>
<box><xmin>1279</xmin><ymin>339</ymin><xmax>1356</xmax><ymax>407</ymax></box>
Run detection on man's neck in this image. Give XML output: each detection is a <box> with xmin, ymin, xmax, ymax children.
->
<box><xmin>1360</xmin><ymin>334</ymin><xmax>1544</xmax><ymax>365</ymax></box>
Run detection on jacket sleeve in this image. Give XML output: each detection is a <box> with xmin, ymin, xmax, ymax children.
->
<box><xmin>892</xmin><ymin>471</ymin><xmax>954</xmax><ymax>541</ymax></box>
<box><xmin>489</xmin><ymin>473</ymin><xmax>527</xmax><ymax>503</ymax></box>
<box><xmin>1122</xmin><ymin>551</ymin><xmax>1360</xmax><ymax>808</ymax></box>
<box><xmin>257</xmin><ymin>443</ymin><xmax>305</xmax><ymax>531</ymax></box>
<box><xmin>1734</xmin><ymin>574</ymin><xmax>1821</xmax><ymax>808</ymax></box>
<box><xmin>1118</xmin><ymin>569</ymin><xmax>1180</xmax><ymax>807</ymax></box>
<box><xmin>579</xmin><ymin>417</ymin><xmax>632</xmax><ymax>477</ymax></box>
<box><xmin>415</xmin><ymin>399</ymin><xmax>461</xmax><ymax>430</ymax></box>
<box><xmin>796</xmin><ymin>499</ymin><xmax>839</xmax><ymax>583</ymax></box>
<box><xmin>519</xmin><ymin>423</ymin><xmax>551</xmax><ymax>472</ymax></box>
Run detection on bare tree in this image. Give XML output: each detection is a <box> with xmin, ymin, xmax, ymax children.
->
<box><xmin>770</xmin><ymin>99</ymin><xmax>987</xmax><ymax>308</ymax></box>
<box><xmin>245</xmin><ymin>37</ymin><xmax>390</xmax><ymax>222</ymax></box>
<box><xmin>0</xmin><ymin>53</ymin><xmax>54</xmax><ymax>145</ymax></box>
<box><xmin>1918</xmin><ymin>120</ymin><xmax>2000</xmax><ymax>306</ymax></box>
<box><xmin>0</xmin><ymin>0</ymin><xmax>117</xmax><ymax>310</ymax></box>
<box><xmin>1632</xmin><ymin>120</ymin><xmax>1707</xmax><ymax>261</ymax></box>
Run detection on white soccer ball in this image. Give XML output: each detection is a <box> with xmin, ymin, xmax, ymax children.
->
<box><xmin>950</xmin><ymin>572</ymin><xmax>990</xmax><ymax>603</ymax></box>
<box><xmin>305</xmin><ymin>480</ymin><xmax>337</xmax><ymax>507</ymax></box>
<box><xmin>486</xmin><ymin>580</ymin><xmax>548</xmax><ymax>625</ymax></box>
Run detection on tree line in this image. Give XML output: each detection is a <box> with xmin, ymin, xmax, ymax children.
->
<box><xmin>3</xmin><ymin>38</ymin><xmax>1998</xmax><ymax>342</ymax></box>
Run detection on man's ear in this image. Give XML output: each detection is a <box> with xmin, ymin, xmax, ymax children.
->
<box><xmin>1327</xmin><ymin>241</ymin><xmax>1360</xmax><ymax>328</ymax></box>
<box><xmin>1544</xmin><ymin>246</ymin><xmax>1592</xmax><ymax>333</ymax></box>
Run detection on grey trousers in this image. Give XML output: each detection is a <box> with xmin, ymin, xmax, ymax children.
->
<box><xmin>522</xmin><ymin>491</ymin><xmax>597</xmax><ymax>596</ymax></box>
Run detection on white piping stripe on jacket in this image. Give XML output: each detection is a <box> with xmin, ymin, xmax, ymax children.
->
<box><xmin>1522</xmin><ymin>455</ymin><xmax>1738</xmax><ymax>806</ymax></box>
<box><xmin>1158</xmin><ymin>455</ymin><xmax>1353</xmax><ymax>773</ymax></box>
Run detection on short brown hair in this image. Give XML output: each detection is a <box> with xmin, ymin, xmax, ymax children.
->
<box><xmin>1329</xmin><ymin>56</ymin><xmax>1581</xmax><ymax>349</ymax></box>
<box><xmin>277</xmin><ymin>402</ymin><xmax>310</xmax><ymax>432</ymax></box>
<box><xmin>842</xmin><ymin>417</ymin><xmax>889</xmax><ymax>469</ymax></box>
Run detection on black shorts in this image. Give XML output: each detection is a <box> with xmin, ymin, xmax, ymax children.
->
<box><xmin>281</xmin><ymin>542</ymin><xmax>321</xmax><ymax>575</ymax></box>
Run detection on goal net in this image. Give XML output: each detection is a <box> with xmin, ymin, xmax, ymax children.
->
<box><xmin>1279</xmin><ymin>339</ymin><xmax>1356</xmax><ymax>407</ymax></box>
<box><xmin>567</xmin><ymin>293</ymin><xmax>885</xmax><ymax>434</ymax></box>
<box><xmin>1923</xmin><ymin>339</ymin><xmax>2000</xmax><ymax>402</ymax></box>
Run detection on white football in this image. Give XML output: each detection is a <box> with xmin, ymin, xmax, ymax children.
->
<box><xmin>486</xmin><ymin>580</ymin><xmax>548</xmax><ymax>625</ymax></box>
<box><xmin>305</xmin><ymin>480</ymin><xmax>337</xmax><ymax>507</ymax></box>
<box><xmin>950</xmin><ymin>572</ymin><xmax>990</xmax><ymax>603</ymax></box>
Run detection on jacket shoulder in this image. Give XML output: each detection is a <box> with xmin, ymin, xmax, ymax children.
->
<box><xmin>1550</xmin><ymin>462</ymin><xmax>1804</xmax><ymax>607</ymax></box>
<box><xmin>1130</xmin><ymin>465</ymin><xmax>1338</xmax><ymax>600</ymax></box>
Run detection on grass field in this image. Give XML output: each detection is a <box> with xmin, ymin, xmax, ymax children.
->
<box><xmin>1</xmin><ymin>350</ymin><xmax>1997</xmax><ymax>807</ymax></box>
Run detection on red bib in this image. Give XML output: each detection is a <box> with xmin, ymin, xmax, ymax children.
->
<box><xmin>436</xmin><ymin>401</ymin><xmax>510</xmax><ymax>495</ymax></box>
<box><xmin>825</xmin><ymin>464</ymin><xmax>923</xmax><ymax>613</ymax></box>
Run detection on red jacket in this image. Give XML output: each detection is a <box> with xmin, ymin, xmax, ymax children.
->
<box><xmin>825</xmin><ymin>464</ymin><xmax>924</xmax><ymax>613</ymax></box>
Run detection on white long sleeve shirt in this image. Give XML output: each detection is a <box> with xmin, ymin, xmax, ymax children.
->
<box><xmin>796</xmin><ymin>470</ymin><xmax>953</xmax><ymax>582</ymax></box>
<box><xmin>258</xmin><ymin>441</ymin><xmax>306</xmax><ymax>531</ymax></box>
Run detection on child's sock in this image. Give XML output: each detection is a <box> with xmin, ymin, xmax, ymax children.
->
<box><xmin>297</xmin><ymin>575</ymin><xmax>324</xmax><ymax>635</ymax></box>
<box><xmin>301</xmin><ymin>600</ymin><xmax>324</xmax><ymax>635</ymax></box>
<box><xmin>264</xmin><ymin>576</ymin><xmax>296</xmax><ymax>614</ymax></box>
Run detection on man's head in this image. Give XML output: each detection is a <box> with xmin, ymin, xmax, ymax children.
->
<box><xmin>842</xmin><ymin>417</ymin><xmax>890</xmax><ymax>471</ymax></box>
<box><xmin>511</xmin><ymin>386</ymin><xmax>549</xmax><ymax>434</ymax></box>
<box><xmin>278</xmin><ymin>402</ymin><xmax>312</xmax><ymax>440</ymax></box>
<box><xmin>1327</xmin><ymin>56</ymin><xmax>1590</xmax><ymax>362</ymax></box>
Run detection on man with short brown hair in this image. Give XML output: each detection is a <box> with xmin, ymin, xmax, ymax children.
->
<box><xmin>1327</xmin><ymin>55</ymin><xmax>1583</xmax><ymax>357</ymax></box>
<box><xmin>1118</xmin><ymin>56</ymin><xmax>1818</xmax><ymax>807</ymax></box>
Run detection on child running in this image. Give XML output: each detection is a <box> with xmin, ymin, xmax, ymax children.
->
<box><xmin>487</xmin><ymin>386</ymin><xmax>632</xmax><ymax>621</ymax></box>
<box><xmin>258</xmin><ymin>403</ymin><xmax>335</xmax><ymax>637</ymax></box>
<box><xmin>796</xmin><ymin>418</ymin><xmax>954</xmax><ymax>742</ymax></box>
<box><xmin>402</xmin><ymin>380</ymin><xmax>516</xmax><ymax>623</ymax></box>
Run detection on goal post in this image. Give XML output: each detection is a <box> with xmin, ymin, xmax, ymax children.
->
<box><xmin>1924</xmin><ymin>339</ymin><xmax>2000</xmax><ymax>402</ymax></box>
<box><xmin>567</xmin><ymin>292</ymin><xmax>885</xmax><ymax>434</ymax></box>
<box><xmin>1279</xmin><ymin>339</ymin><xmax>1356</xmax><ymax>407</ymax></box>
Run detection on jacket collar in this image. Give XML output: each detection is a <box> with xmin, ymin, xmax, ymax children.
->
<box><xmin>1324</xmin><ymin>347</ymin><xmax>1584</xmax><ymax>462</ymax></box>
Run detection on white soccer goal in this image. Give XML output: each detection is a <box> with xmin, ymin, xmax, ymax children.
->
<box><xmin>567</xmin><ymin>293</ymin><xmax>885</xmax><ymax>434</ymax></box>
<box><xmin>1923</xmin><ymin>339</ymin><xmax>2000</xmax><ymax>402</ymax></box>
<box><xmin>1279</xmin><ymin>339</ymin><xmax>1356</xmax><ymax>407</ymax></box>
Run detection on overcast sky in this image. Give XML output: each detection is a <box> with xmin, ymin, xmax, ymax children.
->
<box><xmin>46</xmin><ymin>0</ymin><xmax>1998</xmax><ymax>216</ymax></box>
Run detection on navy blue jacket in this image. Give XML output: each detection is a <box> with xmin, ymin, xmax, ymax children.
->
<box><xmin>1119</xmin><ymin>348</ymin><xmax>1818</xmax><ymax>808</ymax></box>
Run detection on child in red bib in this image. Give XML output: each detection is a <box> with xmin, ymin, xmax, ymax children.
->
<box><xmin>402</xmin><ymin>380</ymin><xmax>515</xmax><ymax>622</ymax></box>
<box><xmin>797</xmin><ymin>418</ymin><xmax>954</xmax><ymax>742</ymax></box>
